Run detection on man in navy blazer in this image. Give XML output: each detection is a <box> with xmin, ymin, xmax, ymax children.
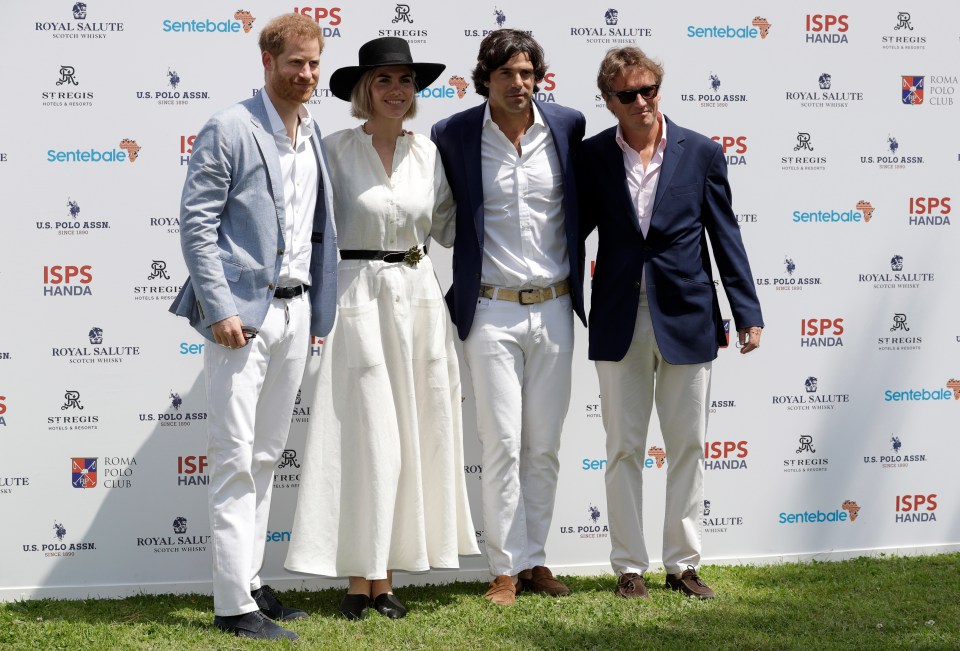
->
<box><xmin>580</xmin><ymin>47</ymin><xmax>763</xmax><ymax>601</ymax></box>
<box><xmin>431</xmin><ymin>29</ymin><xmax>585</xmax><ymax>605</ymax></box>
<box><xmin>169</xmin><ymin>14</ymin><xmax>336</xmax><ymax>641</ymax></box>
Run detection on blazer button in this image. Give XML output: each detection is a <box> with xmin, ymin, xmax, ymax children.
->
<box><xmin>634</xmin><ymin>281</ymin><xmax>641</xmax><ymax>289</ymax></box>
<box><xmin>268</xmin><ymin>283</ymin><xmax>276</xmax><ymax>290</ymax></box>
<box><xmin>277</xmin><ymin>248</ymin><xmax>284</xmax><ymax>255</ymax></box>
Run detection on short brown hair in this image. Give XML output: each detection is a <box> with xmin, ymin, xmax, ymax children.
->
<box><xmin>471</xmin><ymin>29</ymin><xmax>547</xmax><ymax>97</ymax></box>
<box><xmin>258</xmin><ymin>13</ymin><xmax>324</xmax><ymax>57</ymax></box>
<box><xmin>349</xmin><ymin>67</ymin><xmax>418</xmax><ymax>121</ymax></box>
<box><xmin>596</xmin><ymin>47</ymin><xmax>664</xmax><ymax>94</ymax></box>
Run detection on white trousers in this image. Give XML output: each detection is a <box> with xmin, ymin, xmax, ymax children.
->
<box><xmin>462</xmin><ymin>293</ymin><xmax>573</xmax><ymax>577</ymax></box>
<box><xmin>204</xmin><ymin>294</ymin><xmax>310</xmax><ymax>616</ymax></box>
<box><xmin>596</xmin><ymin>298</ymin><xmax>711</xmax><ymax>576</ymax></box>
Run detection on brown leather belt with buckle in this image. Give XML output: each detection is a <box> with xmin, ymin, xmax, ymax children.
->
<box><xmin>479</xmin><ymin>279</ymin><xmax>570</xmax><ymax>305</ymax></box>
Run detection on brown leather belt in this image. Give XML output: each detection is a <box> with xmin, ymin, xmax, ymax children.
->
<box><xmin>479</xmin><ymin>279</ymin><xmax>570</xmax><ymax>305</ymax></box>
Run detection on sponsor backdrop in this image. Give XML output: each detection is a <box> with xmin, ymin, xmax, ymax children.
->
<box><xmin>1</xmin><ymin>0</ymin><xmax>957</xmax><ymax>600</ymax></box>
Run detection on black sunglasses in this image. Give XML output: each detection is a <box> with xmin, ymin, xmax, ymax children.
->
<box><xmin>608</xmin><ymin>84</ymin><xmax>660</xmax><ymax>104</ymax></box>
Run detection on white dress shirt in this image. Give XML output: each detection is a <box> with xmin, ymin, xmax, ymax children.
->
<box><xmin>616</xmin><ymin>113</ymin><xmax>667</xmax><ymax>291</ymax></box>
<box><xmin>480</xmin><ymin>102</ymin><xmax>569</xmax><ymax>289</ymax></box>
<box><xmin>261</xmin><ymin>89</ymin><xmax>317</xmax><ymax>287</ymax></box>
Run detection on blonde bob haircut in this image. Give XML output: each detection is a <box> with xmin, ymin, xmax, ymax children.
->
<box><xmin>350</xmin><ymin>67</ymin><xmax>418</xmax><ymax>120</ymax></box>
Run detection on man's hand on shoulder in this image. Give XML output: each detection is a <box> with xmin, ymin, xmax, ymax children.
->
<box><xmin>738</xmin><ymin>326</ymin><xmax>762</xmax><ymax>354</ymax></box>
<box><xmin>212</xmin><ymin>315</ymin><xmax>246</xmax><ymax>349</ymax></box>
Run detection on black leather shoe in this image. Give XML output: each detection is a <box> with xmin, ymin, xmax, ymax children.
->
<box><xmin>373</xmin><ymin>592</ymin><xmax>407</xmax><ymax>619</ymax></box>
<box><xmin>213</xmin><ymin>610</ymin><xmax>299</xmax><ymax>640</ymax></box>
<box><xmin>253</xmin><ymin>584</ymin><xmax>308</xmax><ymax>621</ymax></box>
<box><xmin>339</xmin><ymin>593</ymin><xmax>371</xmax><ymax>620</ymax></box>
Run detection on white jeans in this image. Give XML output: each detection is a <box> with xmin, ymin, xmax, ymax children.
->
<box><xmin>596</xmin><ymin>298</ymin><xmax>711</xmax><ymax>576</ymax></box>
<box><xmin>462</xmin><ymin>294</ymin><xmax>573</xmax><ymax>577</ymax></box>
<box><xmin>204</xmin><ymin>294</ymin><xmax>310</xmax><ymax>616</ymax></box>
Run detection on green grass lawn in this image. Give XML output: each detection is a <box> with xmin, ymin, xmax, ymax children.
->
<box><xmin>2</xmin><ymin>554</ymin><xmax>957</xmax><ymax>650</ymax></box>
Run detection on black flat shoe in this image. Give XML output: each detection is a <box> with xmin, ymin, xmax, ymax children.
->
<box><xmin>213</xmin><ymin>610</ymin><xmax>299</xmax><ymax>640</ymax></box>
<box><xmin>339</xmin><ymin>593</ymin><xmax>371</xmax><ymax>620</ymax></box>
<box><xmin>373</xmin><ymin>592</ymin><xmax>407</xmax><ymax>619</ymax></box>
<box><xmin>252</xmin><ymin>584</ymin><xmax>309</xmax><ymax>621</ymax></box>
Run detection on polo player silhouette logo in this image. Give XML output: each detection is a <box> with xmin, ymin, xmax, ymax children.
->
<box><xmin>588</xmin><ymin>504</ymin><xmax>601</xmax><ymax>523</ymax></box>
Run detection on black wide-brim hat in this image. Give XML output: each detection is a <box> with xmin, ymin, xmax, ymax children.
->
<box><xmin>329</xmin><ymin>36</ymin><xmax>445</xmax><ymax>101</ymax></box>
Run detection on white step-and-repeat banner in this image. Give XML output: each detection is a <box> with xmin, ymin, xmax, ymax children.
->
<box><xmin>1</xmin><ymin>1</ymin><xmax>958</xmax><ymax>600</ymax></box>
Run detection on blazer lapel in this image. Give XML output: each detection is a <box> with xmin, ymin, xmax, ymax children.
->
<box><xmin>247</xmin><ymin>97</ymin><xmax>286</xmax><ymax>236</ymax></box>
<box><xmin>460</xmin><ymin>104</ymin><xmax>486</xmax><ymax>247</ymax></box>
<box><xmin>651</xmin><ymin>118</ymin><xmax>685</xmax><ymax>217</ymax></box>
<box><xmin>599</xmin><ymin>128</ymin><xmax>642</xmax><ymax>234</ymax></box>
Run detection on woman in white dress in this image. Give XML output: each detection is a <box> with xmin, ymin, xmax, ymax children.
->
<box><xmin>284</xmin><ymin>37</ymin><xmax>478</xmax><ymax>620</ymax></box>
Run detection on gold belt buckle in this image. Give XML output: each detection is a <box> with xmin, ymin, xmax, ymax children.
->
<box><xmin>518</xmin><ymin>289</ymin><xmax>539</xmax><ymax>305</ymax></box>
<box><xmin>402</xmin><ymin>246</ymin><xmax>423</xmax><ymax>267</ymax></box>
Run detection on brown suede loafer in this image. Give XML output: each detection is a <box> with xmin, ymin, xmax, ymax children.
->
<box><xmin>518</xmin><ymin>565</ymin><xmax>571</xmax><ymax>597</ymax></box>
<box><xmin>666</xmin><ymin>566</ymin><xmax>716</xmax><ymax>599</ymax></box>
<box><xmin>615</xmin><ymin>572</ymin><xmax>649</xmax><ymax>599</ymax></box>
<box><xmin>484</xmin><ymin>575</ymin><xmax>520</xmax><ymax>606</ymax></box>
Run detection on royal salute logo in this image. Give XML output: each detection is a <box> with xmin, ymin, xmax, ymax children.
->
<box><xmin>883</xmin><ymin>379</ymin><xmax>960</xmax><ymax>402</ymax></box>
<box><xmin>295</xmin><ymin>6</ymin><xmax>344</xmax><ymax>38</ymax></box>
<box><xmin>859</xmin><ymin>134</ymin><xmax>924</xmax><ymax>169</ymax></box>
<box><xmin>772</xmin><ymin>375</ymin><xmax>851</xmax><ymax>411</ymax></box>
<box><xmin>42</xmin><ymin>64</ymin><xmax>94</xmax><ymax>108</ymax></box>
<box><xmin>679</xmin><ymin>71</ymin><xmax>749</xmax><ymax>108</ymax></box>
<box><xmin>133</xmin><ymin>260</ymin><xmax>180</xmax><ymax>301</ymax></box>
<box><xmin>72</xmin><ymin>458</ymin><xmax>97</xmax><ymax>488</ymax></box>
<box><xmin>35</xmin><ymin>3</ymin><xmax>125</xmax><ymax>39</ymax></box>
<box><xmin>162</xmin><ymin>10</ymin><xmax>255</xmax><ymax>34</ymax></box>
<box><xmin>785</xmin><ymin>72</ymin><xmax>864</xmax><ymax>109</ymax></box>
<box><xmin>783</xmin><ymin>434</ymin><xmax>829</xmax><ymax>473</ymax></box>
<box><xmin>881</xmin><ymin>12</ymin><xmax>927</xmax><ymax>50</ymax></box>
<box><xmin>735</xmin><ymin>211</ymin><xmax>758</xmax><ymax>224</ymax></box>
<box><xmin>710</xmin><ymin>135</ymin><xmax>748</xmax><ymax>167</ymax></box>
<box><xmin>559</xmin><ymin>503</ymin><xmax>609</xmax><ymax>539</ymax></box>
<box><xmin>781</xmin><ymin>132</ymin><xmax>827</xmax><ymax>171</ymax></box>
<box><xmin>135</xmin><ymin>68</ymin><xmax>211</xmax><ymax>106</ymax></box>
<box><xmin>705</xmin><ymin>440</ymin><xmax>748</xmax><ymax>471</ymax></box>
<box><xmin>177</xmin><ymin>455</ymin><xmax>208</xmax><ymax>486</ymax></box>
<box><xmin>804</xmin><ymin>14</ymin><xmax>849</xmax><ymax>44</ymax></box>
<box><xmin>907</xmin><ymin>196</ymin><xmax>952</xmax><ymax>227</ymax></box>
<box><xmin>877</xmin><ymin>313</ymin><xmax>923</xmax><ymax>352</ymax></box>
<box><xmin>779</xmin><ymin>500</ymin><xmax>860</xmax><ymax>525</ymax></box>
<box><xmin>139</xmin><ymin>390</ymin><xmax>207</xmax><ymax>428</ymax></box>
<box><xmin>702</xmin><ymin>499</ymin><xmax>744</xmax><ymax>535</ymax></box>
<box><xmin>0</xmin><ymin>474</ymin><xmax>29</xmax><ymax>495</ymax></box>
<box><xmin>687</xmin><ymin>16</ymin><xmax>770</xmax><ymax>40</ymax></box>
<box><xmin>35</xmin><ymin>196</ymin><xmax>110</xmax><ymax>236</ymax></box>
<box><xmin>755</xmin><ymin>255</ymin><xmax>822</xmax><ymax>293</ymax></box>
<box><xmin>49</xmin><ymin>389</ymin><xmax>100</xmax><ymax>432</ymax></box>
<box><xmin>567</xmin><ymin>7</ymin><xmax>652</xmax><ymax>45</ymax></box>
<box><xmin>377</xmin><ymin>3</ymin><xmax>426</xmax><ymax>43</ymax></box>
<box><xmin>895</xmin><ymin>494</ymin><xmax>938</xmax><ymax>523</ymax></box>
<box><xmin>136</xmin><ymin>516</ymin><xmax>210</xmax><ymax>553</ymax></box>
<box><xmin>292</xmin><ymin>388</ymin><xmax>312</xmax><ymax>424</ymax></box>
<box><xmin>274</xmin><ymin>449</ymin><xmax>301</xmax><ymax>489</ymax></box>
<box><xmin>857</xmin><ymin>253</ymin><xmax>936</xmax><ymax>289</ymax></box>
<box><xmin>864</xmin><ymin>434</ymin><xmax>927</xmax><ymax>469</ymax></box>
<box><xmin>250</xmin><ymin>85</ymin><xmax>333</xmax><ymax>107</ymax></box>
<box><xmin>51</xmin><ymin>326</ymin><xmax>141</xmax><ymax>365</ymax></box>
<box><xmin>21</xmin><ymin>519</ymin><xmax>97</xmax><ymax>556</ymax></box>
<box><xmin>48</xmin><ymin>137</ymin><xmax>140</xmax><ymax>164</ymax></box>
<box><xmin>799</xmin><ymin>317</ymin><xmax>846</xmax><ymax>348</ymax></box>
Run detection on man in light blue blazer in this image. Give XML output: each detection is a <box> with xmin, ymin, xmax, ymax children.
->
<box><xmin>169</xmin><ymin>13</ymin><xmax>336</xmax><ymax>641</ymax></box>
<box><xmin>431</xmin><ymin>29</ymin><xmax>585</xmax><ymax>606</ymax></box>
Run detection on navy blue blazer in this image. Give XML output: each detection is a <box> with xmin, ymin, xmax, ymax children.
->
<box><xmin>580</xmin><ymin>116</ymin><xmax>763</xmax><ymax>365</ymax></box>
<box><xmin>431</xmin><ymin>100</ymin><xmax>587</xmax><ymax>341</ymax></box>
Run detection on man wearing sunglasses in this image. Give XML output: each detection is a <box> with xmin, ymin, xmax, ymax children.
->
<box><xmin>580</xmin><ymin>48</ymin><xmax>763</xmax><ymax>601</ymax></box>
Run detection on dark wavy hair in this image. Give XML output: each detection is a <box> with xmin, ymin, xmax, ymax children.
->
<box><xmin>471</xmin><ymin>29</ymin><xmax>547</xmax><ymax>97</ymax></box>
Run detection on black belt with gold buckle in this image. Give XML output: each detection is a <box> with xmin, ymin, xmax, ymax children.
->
<box><xmin>341</xmin><ymin>246</ymin><xmax>423</xmax><ymax>267</ymax></box>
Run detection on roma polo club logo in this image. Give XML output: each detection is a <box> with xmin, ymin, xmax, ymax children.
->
<box><xmin>162</xmin><ymin>9</ymin><xmax>256</xmax><ymax>34</ymax></box>
<box><xmin>863</xmin><ymin>434</ymin><xmax>928</xmax><ymax>469</ymax></box>
<box><xmin>687</xmin><ymin>16</ymin><xmax>771</xmax><ymax>40</ymax></box>
<box><xmin>72</xmin><ymin>457</ymin><xmax>97</xmax><ymax>488</ymax></box>
<box><xmin>36</xmin><ymin>196</ymin><xmax>110</xmax><ymax>235</ymax></box>
<box><xmin>43</xmin><ymin>264</ymin><xmax>93</xmax><ymax>296</ymax></box>
<box><xmin>47</xmin><ymin>138</ymin><xmax>141</xmax><ymax>163</ymax></box>
<box><xmin>295</xmin><ymin>6</ymin><xmax>344</xmax><ymax>38</ymax></box>
<box><xmin>904</xmin><ymin>74</ymin><xmax>958</xmax><ymax>107</ymax></box>
<box><xmin>902</xmin><ymin>76</ymin><xmax>924</xmax><ymax>104</ymax></box>
<box><xmin>35</xmin><ymin>3</ymin><xmax>125</xmax><ymax>39</ymax></box>
<box><xmin>779</xmin><ymin>500</ymin><xmax>860</xmax><ymax>525</ymax></box>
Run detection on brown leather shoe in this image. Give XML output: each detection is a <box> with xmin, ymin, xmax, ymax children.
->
<box><xmin>666</xmin><ymin>566</ymin><xmax>715</xmax><ymax>599</ymax></box>
<box><xmin>518</xmin><ymin>565</ymin><xmax>571</xmax><ymax>597</ymax></box>
<box><xmin>484</xmin><ymin>575</ymin><xmax>519</xmax><ymax>606</ymax></box>
<box><xmin>615</xmin><ymin>572</ymin><xmax>649</xmax><ymax>599</ymax></box>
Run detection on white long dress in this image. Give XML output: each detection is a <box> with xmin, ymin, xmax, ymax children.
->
<box><xmin>285</xmin><ymin>127</ymin><xmax>479</xmax><ymax>579</ymax></box>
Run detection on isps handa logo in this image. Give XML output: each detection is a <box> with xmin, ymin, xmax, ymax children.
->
<box><xmin>907</xmin><ymin>196</ymin><xmax>951</xmax><ymax>227</ymax></box>
<box><xmin>559</xmin><ymin>504</ymin><xmax>608</xmax><ymax>539</ymax></box>
<box><xmin>162</xmin><ymin>9</ymin><xmax>256</xmax><ymax>34</ymax></box>
<box><xmin>47</xmin><ymin>138</ymin><xmax>141</xmax><ymax>163</ymax></box>
<box><xmin>710</xmin><ymin>135</ymin><xmax>748</xmax><ymax>167</ymax></box>
<box><xmin>36</xmin><ymin>196</ymin><xmax>110</xmax><ymax>236</ymax></box>
<box><xmin>687</xmin><ymin>16</ymin><xmax>771</xmax><ymax>40</ymax></box>
<box><xmin>704</xmin><ymin>440</ymin><xmax>748</xmax><ymax>470</ymax></box>
<box><xmin>43</xmin><ymin>264</ymin><xmax>92</xmax><ymax>296</ymax></box>
<box><xmin>779</xmin><ymin>500</ymin><xmax>860</xmax><ymax>525</ymax></box>
<box><xmin>0</xmin><ymin>394</ymin><xmax>7</xmax><ymax>427</ymax></box>
<box><xmin>804</xmin><ymin>14</ymin><xmax>849</xmax><ymax>44</ymax></box>
<box><xmin>35</xmin><ymin>3</ymin><xmax>125</xmax><ymax>39</ymax></box>
<box><xmin>800</xmin><ymin>318</ymin><xmax>845</xmax><ymax>348</ymax></box>
<box><xmin>177</xmin><ymin>455</ymin><xmax>208</xmax><ymax>486</ymax></box>
<box><xmin>295</xmin><ymin>6</ymin><xmax>344</xmax><ymax>38</ymax></box>
<box><xmin>884</xmin><ymin>379</ymin><xmax>960</xmax><ymax>403</ymax></box>
<box><xmin>895</xmin><ymin>494</ymin><xmax>938</xmax><ymax>523</ymax></box>
<box><xmin>21</xmin><ymin>519</ymin><xmax>97</xmax><ymax>557</ymax></box>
